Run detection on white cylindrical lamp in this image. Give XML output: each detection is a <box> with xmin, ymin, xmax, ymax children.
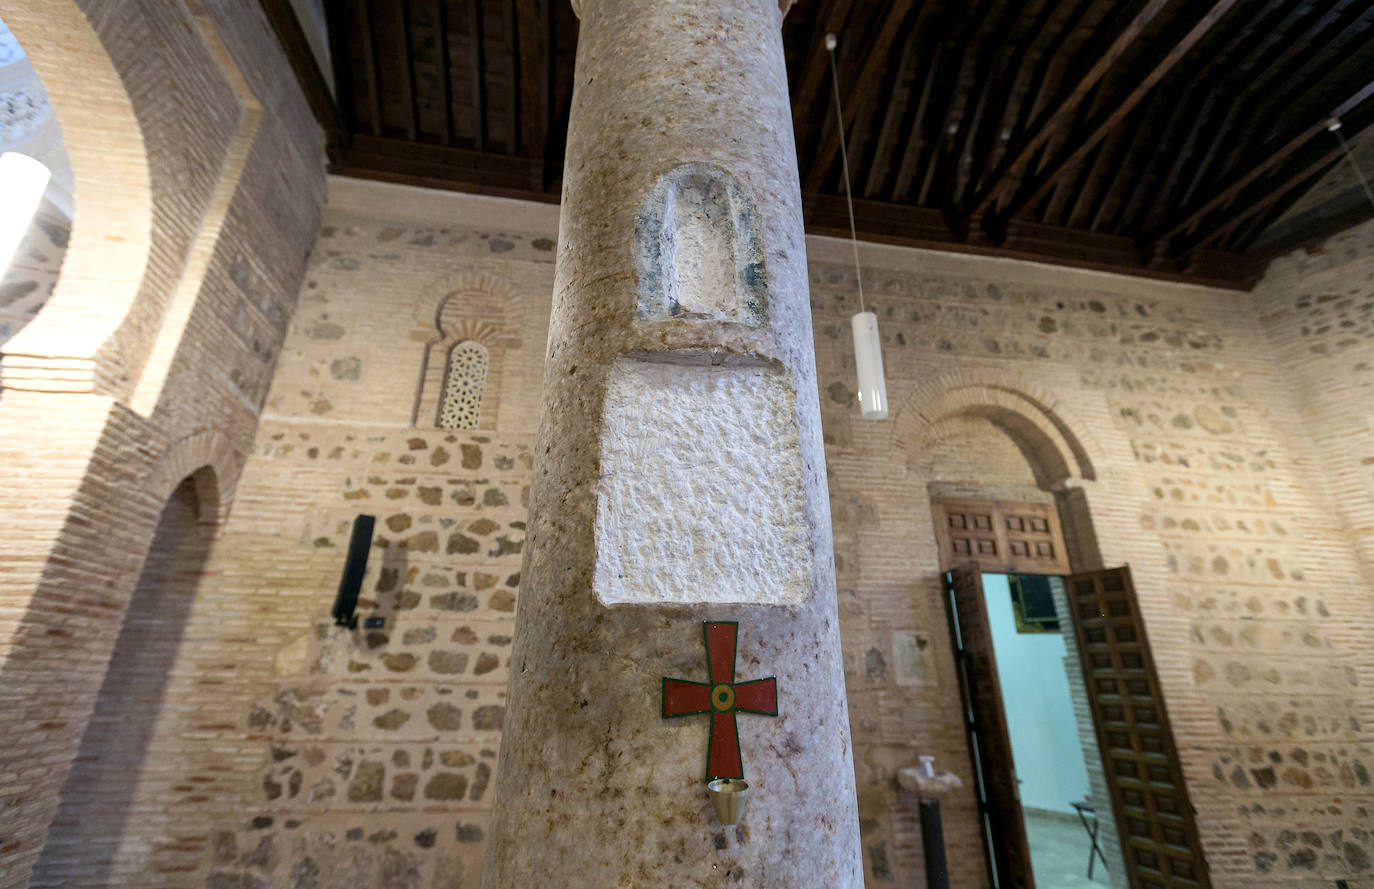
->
<box><xmin>0</xmin><ymin>152</ymin><xmax>51</xmax><ymax>277</ymax></box>
<box><xmin>850</xmin><ymin>310</ymin><xmax>888</xmax><ymax>420</ymax></box>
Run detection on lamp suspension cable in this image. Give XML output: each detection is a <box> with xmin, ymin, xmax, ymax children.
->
<box><xmin>826</xmin><ymin>33</ymin><xmax>865</xmax><ymax>315</ymax></box>
<box><xmin>826</xmin><ymin>33</ymin><xmax>888</xmax><ymax>421</ymax></box>
<box><xmin>1327</xmin><ymin>118</ymin><xmax>1374</xmax><ymax>211</ymax></box>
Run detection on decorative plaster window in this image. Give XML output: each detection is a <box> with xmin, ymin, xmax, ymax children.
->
<box><xmin>437</xmin><ymin>340</ymin><xmax>488</xmax><ymax>430</ymax></box>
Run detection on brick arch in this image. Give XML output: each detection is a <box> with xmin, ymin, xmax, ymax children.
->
<box><xmin>145</xmin><ymin>428</ymin><xmax>241</xmax><ymax>529</ymax></box>
<box><xmin>891</xmin><ymin>369</ymin><xmax>1100</xmax><ymax>487</ymax></box>
<box><xmin>411</xmin><ymin>270</ymin><xmax>523</xmax><ymax>429</ymax></box>
<box><xmin>418</xmin><ymin>269</ymin><xmax>523</xmax><ymax>342</ymax></box>
<box><xmin>0</xmin><ymin>0</ymin><xmax>153</xmax><ymax>395</ymax></box>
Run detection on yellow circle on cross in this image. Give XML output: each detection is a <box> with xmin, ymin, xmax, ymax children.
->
<box><xmin>710</xmin><ymin>683</ymin><xmax>735</xmax><ymax>712</ymax></box>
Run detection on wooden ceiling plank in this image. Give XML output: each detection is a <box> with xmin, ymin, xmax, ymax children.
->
<box><xmin>1227</xmin><ymin>194</ymin><xmax>1295</xmax><ymax>252</ymax></box>
<box><xmin>806</xmin><ymin>0</ymin><xmax>925</xmax><ymax>194</ymax></box>
<box><xmin>1069</xmin><ymin>119</ymin><xmax>1129</xmax><ymax>229</ymax></box>
<box><xmin>790</xmin><ymin>0</ymin><xmax>855</xmax><ymax>165</ymax></box>
<box><xmin>937</xmin><ymin>0</ymin><xmax>1031</xmax><ymax>210</ymax></box>
<box><xmin>1183</xmin><ymin>115</ymin><xmax>1374</xmax><ymax>251</ymax></box>
<box><xmin>1138</xmin><ymin>0</ymin><xmax>1293</xmax><ymax>230</ymax></box>
<box><xmin>1197</xmin><ymin>10</ymin><xmax>1374</xmax><ymax>208</ymax></box>
<box><xmin>993</xmin><ymin>0</ymin><xmax>1241</xmax><ymax>224</ymax></box>
<box><xmin>1106</xmin><ymin>87</ymin><xmax>1177</xmax><ymax>234</ymax></box>
<box><xmin>913</xmin><ymin>0</ymin><xmax>997</xmax><ymax>205</ymax></box>
<box><xmin>399</xmin><ymin>0</ymin><xmax>419</xmax><ymax>141</ymax></box>
<box><xmin>1176</xmin><ymin>0</ymin><xmax>1370</xmax><ymax>210</ymax></box>
<box><xmin>502</xmin><ymin>0</ymin><xmax>519</xmax><ymax>153</ymax></box>
<box><xmin>434</xmin><ymin>0</ymin><xmax>455</xmax><ymax>146</ymax></box>
<box><xmin>960</xmin><ymin>0</ymin><xmax>1063</xmax><ymax>209</ymax></box>
<box><xmin>1150</xmin><ymin>78</ymin><xmax>1374</xmax><ymax>249</ymax></box>
<box><xmin>1002</xmin><ymin>0</ymin><xmax>1093</xmax><ymax>152</ymax></box>
<box><xmin>804</xmin><ymin>192</ymin><xmax>1256</xmax><ymax>289</ymax></box>
<box><xmin>1086</xmin><ymin>103</ymin><xmax>1148</xmax><ymax>230</ymax></box>
<box><xmin>890</xmin><ymin>40</ymin><xmax>945</xmax><ymax>200</ymax></box>
<box><xmin>358</xmin><ymin>0</ymin><xmax>384</xmax><ymax>136</ymax></box>
<box><xmin>1037</xmin><ymin>79</ymin><xmax>1099</xmax><ymax>225</ymax></box>
<box><xmin>468</xmin><ymin>0</ymin><xmax>488</xmax><ymax>151</ymax></box>
<box><xmin>968</xmin><ymin>0</ymin><xmax>1174</xmax><ymax>217</ymax></box>
<box><xmin>515</xmin><ymin>0</ymin><xmax>547</xmax><ymax>159</ymax></box>
<box><xmin>859</xmin><ymin>24</ymin><xmax>921</xmax><ymax>198</ymax></box>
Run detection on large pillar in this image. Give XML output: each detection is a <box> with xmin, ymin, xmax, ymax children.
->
<box><xmin>483</xmin><ymin>0</ymin><xmax>863</xmax><ymax>886</ymax></box>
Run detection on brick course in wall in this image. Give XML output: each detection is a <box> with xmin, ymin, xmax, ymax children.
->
<box><xmin>0</xmin><ymin>2</ymin><xmax>325</xmax><ymax>887</ymax></box>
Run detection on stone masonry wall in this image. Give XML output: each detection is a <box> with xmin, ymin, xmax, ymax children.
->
<box><xmin>1253</xmin><ymin>219</ymin><xmax>1374</xmax><ymax>587</ymax></box>
<box><xmin>184</xmin><ymin>183</ymin><xmax>553</xmax><ymax>889</ymax></box>
<box><xmin>810</xmin><ymin>239</ymin><xmax>1374</xmax><ymax>889</ymax></box>
<box><xmin>127</xmin><ymin>178</ymin><xmax>1371</xmax><ymax>889</ymax></box>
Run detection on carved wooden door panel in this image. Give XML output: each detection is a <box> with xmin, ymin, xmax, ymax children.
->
<box><xmin>944</xmin><ymin>563</ymin><xmax>1035</xmax><ymax>889</ymax></box>
<box><xmin>933</xmin><ymin>498</ymin><xmax>1070</xmax><ymax>575</ymax></box>
<box><xmin>1066</xmin><ymin>567</ymin><xmax>1211</xmax><ymax>889</ymax></box>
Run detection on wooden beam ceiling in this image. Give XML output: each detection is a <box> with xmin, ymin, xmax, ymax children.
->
<box><xmin>267</xmin><ymin>0</ymin><xmax>1374</xmax><ymax>291</ymax></box>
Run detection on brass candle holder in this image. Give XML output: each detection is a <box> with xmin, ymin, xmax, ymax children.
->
<box><xmin>707</xmin><ymin>778</ymin><xmax>748</xmax><ymax>825</ymax></box>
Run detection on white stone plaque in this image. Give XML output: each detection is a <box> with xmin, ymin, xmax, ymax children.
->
<box><xmin>593</xmin><ymin>357</ymin><xmax>809</xmax><ymax>606</ymax></box>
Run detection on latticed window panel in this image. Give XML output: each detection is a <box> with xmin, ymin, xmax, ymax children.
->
<box><xmin>437</xmin><ymin>340</ymin><xmax>488</xmax><ymax>430</ymax></box>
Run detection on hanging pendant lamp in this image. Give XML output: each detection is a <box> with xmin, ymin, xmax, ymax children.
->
<box><xmin>826</xmin><ymin>34</ymin><xmax>888</xmax><ymax>420</ymax></box>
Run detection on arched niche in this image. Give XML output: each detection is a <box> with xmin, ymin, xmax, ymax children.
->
<box><xmin>32</xmin><ymin>466</ymin><xmax>217</xmax><ymax>886</ymax></box>
<box><xmin>410</xmin><ymin>272</ymin><xmax>521</xmax><ymax>430</ymax></box>
<box><xmin>634</xmin><ymin>163</ymin><xmax>768</xmax><ymax>326</ymax></box>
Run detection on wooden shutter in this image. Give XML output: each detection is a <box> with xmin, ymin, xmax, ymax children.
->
<box><xmin>933</xmin><ymin>498</ymin><xmax>1070</xmax><ymax>575</ymax></box>
<box><xmin>1066</xmin><ymin>567</ymin><xmax>1211</xmax><ymax>889</ymax></box>
<box><xmin>944</xmin><ymin>564</ymin><xmax>1035</xmax><ymax>889</ymax></box>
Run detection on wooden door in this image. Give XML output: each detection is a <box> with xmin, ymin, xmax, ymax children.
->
<box><xmin>1066</xmin><ymin>567</ymin><xmax>1211</xmax><ymax>889</ymax></box>
<box><xmin>944</xmin><ymin>563</ymin><xmax>1035</xmax><ymax>889</ymax></box>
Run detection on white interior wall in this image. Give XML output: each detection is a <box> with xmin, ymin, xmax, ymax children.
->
<box><xmin>983</xmin><ymin>573</ymin><xmax>1091</xmax><ymax>815</ymax></box>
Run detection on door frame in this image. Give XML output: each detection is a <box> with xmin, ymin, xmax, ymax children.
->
<box><xmin>931</xmin><ymin>496</ymin><xmax>1212</xmax><ymax>889</ymax></box>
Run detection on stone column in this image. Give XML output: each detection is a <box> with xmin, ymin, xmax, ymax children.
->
<box><xmin>483</xmin><ymin>0</ymin><xmax>863</xmax><ymax>886</ymax></box>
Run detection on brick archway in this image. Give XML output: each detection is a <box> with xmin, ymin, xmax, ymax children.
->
<box><xmin>891</xmin><ymin>368</ymin><xmax>1102</xmax><ymax>488</ymax></box>
<box><xmin>0</xmin><ymin>0</ymin><xmax>153</xmax><ymax>396</ymax></box>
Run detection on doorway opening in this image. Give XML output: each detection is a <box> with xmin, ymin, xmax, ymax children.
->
<box><xmin>935</xmin><ymin>497</ymin><xmax>1209</xmax><ymax>889</ymax></box>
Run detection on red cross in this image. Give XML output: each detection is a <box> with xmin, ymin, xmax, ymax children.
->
<box><xmin>661</xmin><ymin>622</ymin><xmax>778</xmax><ymax>780</ymax></box>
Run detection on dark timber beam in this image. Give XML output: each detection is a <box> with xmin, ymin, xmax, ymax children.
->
<box><xmin>1147</xmin><ymin>78</ymin><xmax>1374</xmax><ymax>250</ymax></box>
<box><xmin>890</xmin><ymin>39</ymin><xmax>944</xmax><ymax>200</ymax></box>
<box><xmin>1181</xmin><ymin>115</ymin><xmax>1374</xmax><ymax>252</ymax></box>
<box><xmin>992</xmin><ymin>0</ymin><xmax>1240</xmax><ymax>224</ymax></box>
<box><xmin>805</xmin><ymin>0</ymin><xmax>923</xmax><ymax>193</ymax></box>
<box><xmin>790</xmin><ymin>0</ymin><xmax>854</xmax><ymax>163</ymax></box>
<box><xmin>434</xmin><ymin>0</ymin><xmax>454</xmax><ymax>146</ymax></box>
<box><xmin>968</xmin><ymin>0</ymin><xmax>1173</xmax><ymax>217</ymax></box>
<box><xmin>1177</xmin><ymin>0</ymin><xmax>1372</xmax><ymax>210</ymax></box>
<box><xmin>914</xmin><ymin>0</ymin><xmax>996</xmax><ymax>205</ymax></box>
<box><xmin>803</xmin><ymin>193</ymin><xmax>1259</xmax><ymax>289</ymax></box>
<box><xmin>468</xmin><ymin>0</ymin><xmax>487</xmax><ymax>151</ymax></box>
<box><xmin>515</xmin><ymin>0</ymin><xmax>548</xmax><ymax>160</ymax></box>
<box><xmin>399</xmin><ymin>0</ymin><xmax>419</xmax><ymax>140</ymax></box>
<box><xmin>358</xmin><ymin>0</ymin><xmax>384</xmax><ymax>135</ymax></box>
<box><xmin>859</xmin><ymin>25</ymin><xmax>920</xmax><ymax>197</ymax></box>
<box><xmin>960</xmin><ymin>0</ymin><xmax>1062</xmax><ymax>209</ymax></box>
<box><xmin>930</xmin><ymin>0</ymin><xmax>1019</xmax><ymax>211</ymax></box>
